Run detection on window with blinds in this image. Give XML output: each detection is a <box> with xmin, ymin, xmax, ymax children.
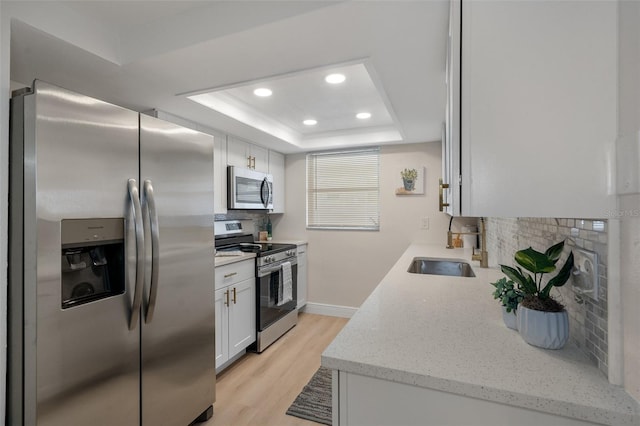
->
<box><xmin>306</xmin><ymin>148</ymin><xmax>380</xmax><ymax>230</ymax></box>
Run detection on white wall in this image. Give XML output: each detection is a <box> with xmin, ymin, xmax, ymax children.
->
<box><xmin>618</xmin><ymin>0</ymin><xmax>640</xmax><ymax>402</ymax></box>
<box><xmin>273</xmin><ymin>143</ymin><xmax>462</xmax><ymax>308</ymax></box>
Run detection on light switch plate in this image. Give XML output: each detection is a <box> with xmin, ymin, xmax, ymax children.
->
<box><xmin>421</xmin><ymin>217</ymin><xmax>430</xmax><ymax>230</ymax></box>
<box><xmin>572</xmin><ymin>248</ymin><xmax>599</xmax><ymax>301</ymax></box>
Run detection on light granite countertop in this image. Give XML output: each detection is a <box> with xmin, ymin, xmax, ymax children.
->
<box><xmin>214</xmin><ymin>252</ymin><xmax>256</xmax><ymax>268</ymax></box>
<box><xmin>321</xmin><ymin>243</ymin><xmax>639</xmax><ymax>426</ymax></box>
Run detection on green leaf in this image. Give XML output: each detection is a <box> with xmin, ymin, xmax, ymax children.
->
<box><xmin>545</xmin><ymin>241</ymin><xmax>565</xmax><ymax>265</ymax></box>
<box><xmin>542</xmin><ymin>252</ymin><xmax>575</xmax><ymax>297</ymax></box>
<box><xmin>501</xmin><ymin>265</ymin><xmax>536</xmax><ymax>294</ymax></box>
<box><xmin>517</xmin><ymin>267</ymin><xmax>538</xmax><ymax>295</ymax></box>
<box><xmin>515</xmin><ymin>247</ymin><xmax>556</xmax><ymax>274</ymax></box>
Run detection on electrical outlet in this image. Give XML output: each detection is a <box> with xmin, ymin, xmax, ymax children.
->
<box><xmin>572</xmin><ymin>248</ymin><xmax>599</xmax><ymax>301</ymax></box>
<box><xmin>421</xmin><ymin>217</ymin><xmax>430</xmax><ymax>230</ymax></box>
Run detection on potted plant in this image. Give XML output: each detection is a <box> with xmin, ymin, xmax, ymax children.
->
<box><xmin>490</xmin><ymin>277</ymin><xmax>523</xmax><ymax>330</ymax></box>
<box><xmin>499</xmin><ymin>241</ymin><xmax>574</xmax><ymax>349</ymax></box>
<box><xmin>400</xmin><ymin>168</ymin><xmax>417</xmax><ymax>191</ymax></box>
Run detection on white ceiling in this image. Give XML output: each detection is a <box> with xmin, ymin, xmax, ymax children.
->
<box><xmin>7</xmin><ymin>0</ymin><xmax>449</xmax><ymax>154</ymax></box>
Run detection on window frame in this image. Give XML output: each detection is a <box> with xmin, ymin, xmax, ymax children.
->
<box><xmin>306</xmin><ymin>147</ymin><xmax>381</xmax><ymax>231</ymax></box>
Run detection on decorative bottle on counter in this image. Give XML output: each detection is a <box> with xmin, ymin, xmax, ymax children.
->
<box><xmin>266</xmin><ymin>217</ymin><xmax>272</xmax><ymax>241</ymax></box>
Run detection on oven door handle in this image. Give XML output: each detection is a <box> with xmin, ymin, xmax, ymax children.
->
<box><xmin>258</xmin><ymin>260</ymin><xmax>298</xmax><ymax>277</ymax></box>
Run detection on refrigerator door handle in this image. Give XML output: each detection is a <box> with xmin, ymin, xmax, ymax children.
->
<box><xmin>143</xmin><ymin>179</ymin><xmax>160</xmax><ymax>323</ymax></box>
<box><xmin>128</xmin><ymin>179</ymin><xmax>145</xmax><ymax>330</ymax></box>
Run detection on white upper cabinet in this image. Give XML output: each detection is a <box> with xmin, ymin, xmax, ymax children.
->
<box><xmin>449</xmin><ymin>0</ymin><xmax>617</xmax><ymax>218</ymax></box>
<box><xmin>268</xmin><ymin>150</ymin><xmax>285</xmax><ymax>214</ymax></box>
<box><xmin>214</xmin><ymin>135</ymin><xmax>227</xmax><ymax>214</ymax></box>
<box><xmin>227</xmin><ymin>136</ymin><xmax>268</xmax><ymax>172</ymax></box>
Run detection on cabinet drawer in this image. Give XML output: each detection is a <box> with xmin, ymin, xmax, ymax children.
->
<box><xmin>215</xmin><ymin>259</ymin><xmax>255</xmax><ymax>290</ymax></box>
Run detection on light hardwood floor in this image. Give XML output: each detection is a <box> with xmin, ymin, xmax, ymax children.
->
<box><xmin>202</xmin><ymin>312</ymin><xmax>349</xmax><ymax>426</ymax></box>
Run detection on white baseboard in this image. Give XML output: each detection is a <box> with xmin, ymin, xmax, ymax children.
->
<box><xmin>301</xmin><ymin>302</ymin><xmax>358</xmax><ymax>318</ymax></box>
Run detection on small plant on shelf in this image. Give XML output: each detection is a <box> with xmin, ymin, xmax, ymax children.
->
<box><xmin>400</xmin><ymin>168</ymin><xmax>418</xmax><ymax>191</ymax></box>
<box><xmin>400</xmin><ymin>168</ymin><xmax>418</xmax><ymax>181</ymax></box>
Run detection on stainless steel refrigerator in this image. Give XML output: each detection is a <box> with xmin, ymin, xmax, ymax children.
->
<box><xmin>8</xmin><ymin>81</ymin><xmax>216</xmax><ymax>425</ymax></box>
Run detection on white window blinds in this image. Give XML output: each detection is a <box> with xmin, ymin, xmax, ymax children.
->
<box><xmin>306</xmin><ymin>148</ymin><xmax>380</xmax><ymax>230</ymax></box>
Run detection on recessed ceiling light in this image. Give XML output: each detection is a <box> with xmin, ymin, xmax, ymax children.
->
<box><xmin>356</xmin><ymin>112</ymin><xmax>372</xmax><ymax>119</ymax></box>
<box><xmin>325</xmin><ymin>73</ymin><xmax>346</xmax><ymax>84</ymax></box>
<box><xmin>303</xmin><ymin>119</ymin><xmax>318</xmax><ymax>126</ymax></box>
<box><xmin>253</xmin><ymin>88</ymin><xmax>272</xmax><ymax>97</ymax></box>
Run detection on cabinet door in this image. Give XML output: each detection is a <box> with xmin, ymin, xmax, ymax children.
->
<box><xmin>214</xmin><ymin>135</ymin><xmax>228</xmax><ymax>214</ymax></box>
<box><xmin>228</xmin><ymin>279</ymin><xmax>256</xmax><ymax>358</ymax></box>
<box><xmin>215</xmin><ymin>288</ymin><xmax>229</xmax><ymax>369</ymax></box>
<box><xmin>268</xmin><ymin>150</ymin><xmax>286</xmax><ymax>213</ymax></box>
<box><xmin>227</xmin><ymin>136</ymin><xmax>250</xmax><ymax>168</ymax></box>
<box><xmin>460</xmin><ymin>0</ymin><xmax>616</xmax><ymax>217</ymax></box>
<box><xmin>250</xmin><ymin>144</ymin><xmax>269</xmax><ymax>173</ymax></box>
<box><xmin>296</xmin><ymin>245</ymin><xmax>308</xmax><ymax>309</ymax></box>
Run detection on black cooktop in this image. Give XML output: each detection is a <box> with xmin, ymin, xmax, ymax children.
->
<box><xmin>215</xmin><ymin>234</ymin><xmax>295</xmax><ymax>256</ymax></box>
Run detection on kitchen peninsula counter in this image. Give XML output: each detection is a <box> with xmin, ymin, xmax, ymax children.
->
<box><xmin>321</xmin><ymin>244</ymin><xmax>639</xmax><ymax>426</ymax></box>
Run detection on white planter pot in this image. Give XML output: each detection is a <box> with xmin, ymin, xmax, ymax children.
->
<box><xmin>517</xmin><ymin>305</ymin><xmax>569</xmax><ymax>349</ymax></box>
<box><xmin>501</xmin><ymin>306</ymin><xmax>518</xmax><ymax>330</ymax></box>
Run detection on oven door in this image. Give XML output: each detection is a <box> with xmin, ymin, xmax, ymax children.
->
<box><xmin>257</xmin><ymin>260</ymin><xmax>297</xmax><ymax>330</ymax></box>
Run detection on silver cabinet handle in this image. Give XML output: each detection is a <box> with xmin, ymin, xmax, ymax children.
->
<box><xmin>144</xmin><ymin>179</ymin><xmax>160</xmax><ymax>324</ymax></box>
<box><xmin>128</xmin><ymin>179</ymin><xmax>145</xmax><ymax>330</ymax></box>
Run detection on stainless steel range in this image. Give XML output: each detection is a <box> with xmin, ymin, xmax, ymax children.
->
<box><xmin>215</xmin><ymin>221</ymin><xmax>298</xmax><ymax>352</ymax></box>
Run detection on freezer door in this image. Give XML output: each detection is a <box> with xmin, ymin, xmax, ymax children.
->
<box><xmin>19</xmin><ymin>81</ymin><xmax>141</xmax><ymax>425</ymax></box>
<box><xmin>139</xmin><ymin>114</ymin><xmax>215</xmax><ymax>425</ymax></box>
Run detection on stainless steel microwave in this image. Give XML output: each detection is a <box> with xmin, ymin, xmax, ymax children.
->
<box><xmin>227</xmin><ymin>166</ymin><xmax>273</xmax><ymax>210</ymax></box>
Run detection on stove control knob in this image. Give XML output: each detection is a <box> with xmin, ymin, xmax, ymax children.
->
<box><xmin>265</xmin><ymin>256</ymin><xmax>273</xmax><ymax>264</ymax></box>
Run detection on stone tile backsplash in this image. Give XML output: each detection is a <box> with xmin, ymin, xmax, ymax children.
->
<box><xmin>485</xmin><ymin>218</ymin><xmax>609</xmax><ymax>377</ymax></box>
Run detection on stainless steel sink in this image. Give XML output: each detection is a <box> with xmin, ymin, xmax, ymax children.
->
<box><xmin>407</xmin><ymin>257</ymin><xmax>476</xmax><ymax>277</ymax></box>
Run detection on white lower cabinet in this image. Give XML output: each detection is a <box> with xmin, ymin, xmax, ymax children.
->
<box><xmin>335</xmin><ymin>371</ymin><xmax>602</xmax><ymax>426</ymax></box>
<box><xmin>296</xmin><ymin>244</ymin><xmax>307</xmax><ymax>309</ymax></box>
<box><xmin>215</xmin><ymin>260</ymin><xmax>256</xmax><ymax>371</ymax></box>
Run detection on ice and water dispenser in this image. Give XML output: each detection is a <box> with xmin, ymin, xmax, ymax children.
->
<box><xmin>61</xmin><ymin>218</ymin><xmax>125</xmax><ymax>309</ymax></box>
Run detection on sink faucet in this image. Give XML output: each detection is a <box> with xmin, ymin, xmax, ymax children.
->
<box><xmin>446</xmin><ymin>217</ymin><xmax>489</xmax><ymax>268</ymax></box>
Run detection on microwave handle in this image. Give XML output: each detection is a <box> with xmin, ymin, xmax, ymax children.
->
<box><xmin>260</xmin><ymin>177</ymin><xmax>270</xmax><ymax>208</ymax></box>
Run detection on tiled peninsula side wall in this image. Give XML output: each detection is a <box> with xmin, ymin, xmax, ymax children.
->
<box><xmin>485</xmin><ymin>218</ymin><xmax>609</xmax><ymax>377</ymax></box>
